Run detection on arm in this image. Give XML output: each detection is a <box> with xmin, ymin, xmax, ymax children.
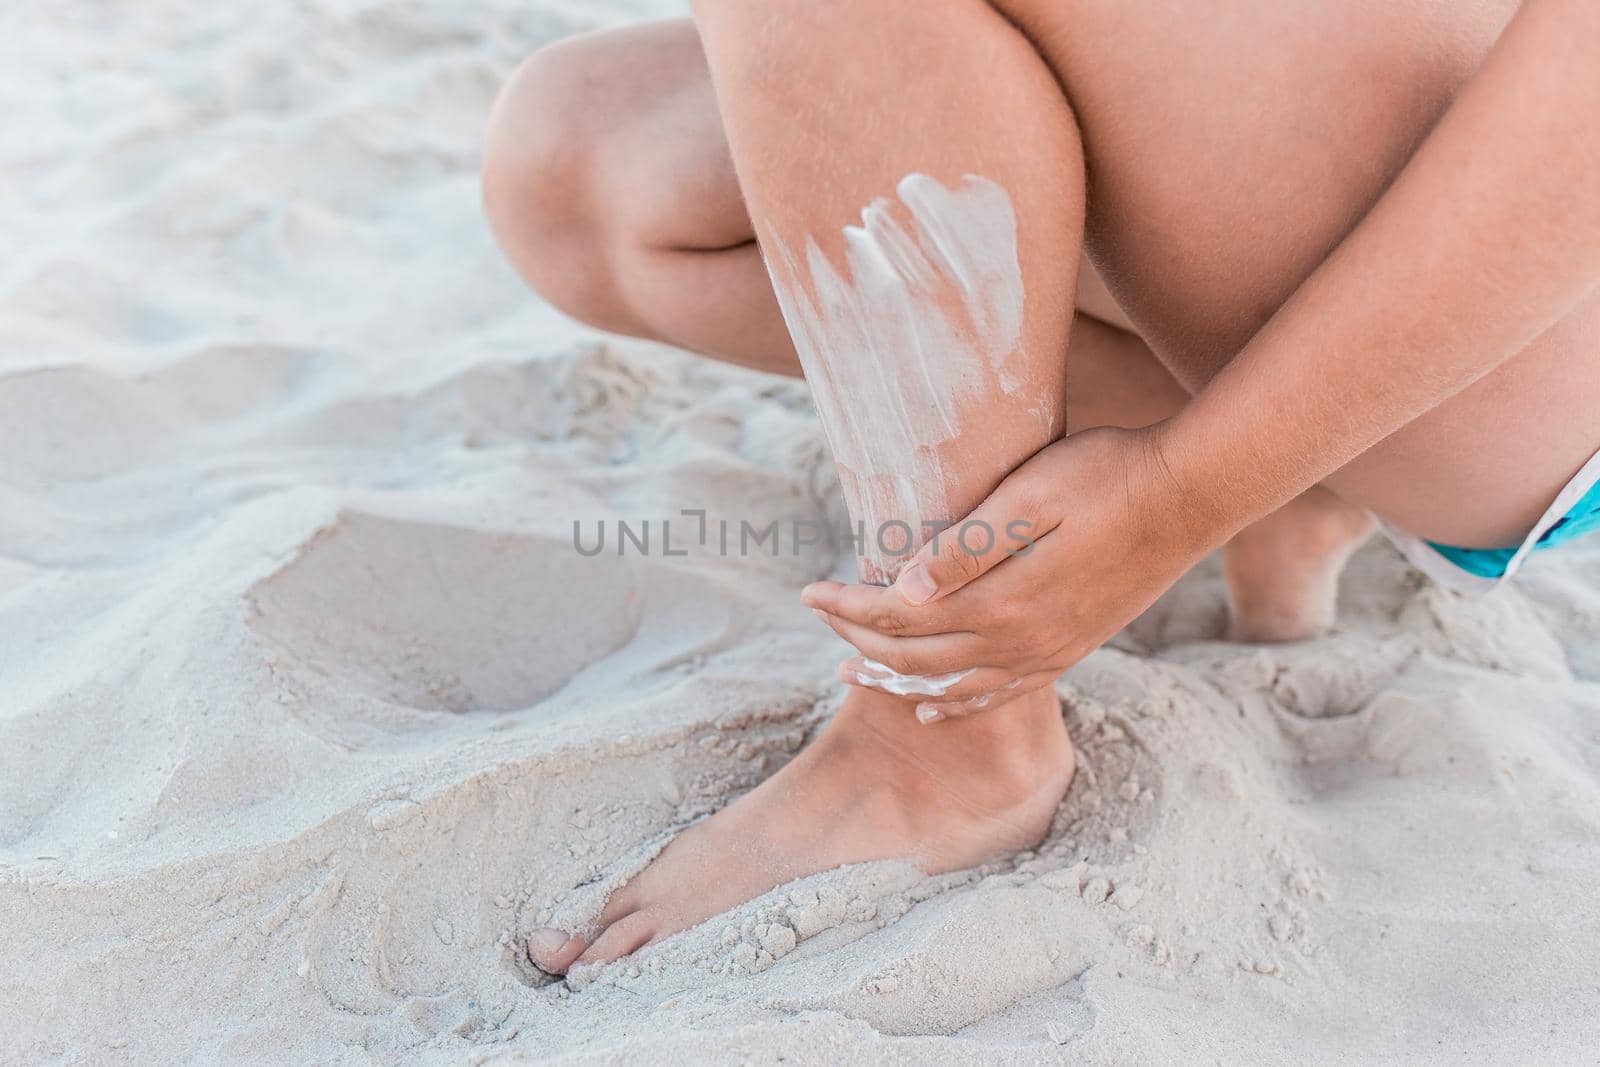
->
<box><xmin>804</xmin><ymin>0</ymin><xmax>1600</xmax><ymax>720</ymax></box>
<box><xmin>1162</xmin><ymin>0</ymin><xmax>1600</xmax><ymax>537</ymax></box>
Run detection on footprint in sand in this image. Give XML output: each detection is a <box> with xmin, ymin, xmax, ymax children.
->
<box><xmin>247</xmin><ymin>511</ymin><xmax>642</xmax><ymax>715</ymax></box>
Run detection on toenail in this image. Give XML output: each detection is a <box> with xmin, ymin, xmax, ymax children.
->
<box><xmin>528</xmin><ymin>928</ymin><xmax>569</xmax><ymax>956</ymax></box>
<box><xmin>915</xmin><ymin>704</ymin><xmax>944</xmax><ymax>724</ymax></box>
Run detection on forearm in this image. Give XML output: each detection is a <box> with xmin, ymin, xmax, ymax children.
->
<box><xmin>1163</xmin><ymin>0</ymin><xmax>1600</xmax><ymax>536</ymax></box>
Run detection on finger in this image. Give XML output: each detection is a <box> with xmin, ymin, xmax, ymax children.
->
<box><xmin>889</xmin><ymin>451</ymin><xmax>1068</xmax><ymax>608</ymax></box>
<box><xmin>912</xmin><ymin>670</ymin><xmax>1061</xmax><ymax>723</ymax></box>
<box><xmin>801</xmin><ymin>579</ymin><xmax>952</xmax><ymax>638</ymax></box>
<box><xmin>840</xmin><ymin>659</ymin><xmax>1026</xmax><ymax>703</ymax></box>
<box><xmin>812</xmin><ymin>608</ymin><xmax>980</xmax><ymax>676</ymax></box>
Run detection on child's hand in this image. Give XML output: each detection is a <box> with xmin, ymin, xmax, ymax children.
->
<box><xmin>802</xmin><ymin>425</ymin><xmax>1227</xmax><ymax>721</ymax></box>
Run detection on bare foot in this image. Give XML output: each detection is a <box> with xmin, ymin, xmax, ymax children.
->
<box><xmin>1223</xmin><ymin>485</ymin><xmax>1377</xmax><ymax>642</ymax></box>
<box><xmin>528</xmin><ymin>686</ymin><xmax>1075</xmax><ymax>972</ymax></box>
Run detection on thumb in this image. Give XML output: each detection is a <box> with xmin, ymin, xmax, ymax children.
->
<box><xmin>890</xmin><ymin>459</ymin><xmax>1061</xmax><ymax>605</ymax></box>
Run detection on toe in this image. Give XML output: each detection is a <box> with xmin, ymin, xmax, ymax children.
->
<box><xmin>575</xmin><ymin>909</ymin><xmax>660</xmax><ymax>966</ymax></box>
<box><xmin>527</xmin><ymin>927</ymin><xmax>587</xmax><ymax>974</ymax></box>
<box><xmin>595</xmin><ymin>878</ymin><xmax>641</xmax><ymax>928</ymax></box>
<box><xmin>529</xmin><ymin>865</ymin><xmax>662</xmax><ymax>974</ymax></box>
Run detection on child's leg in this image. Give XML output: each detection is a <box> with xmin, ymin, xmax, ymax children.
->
<box><xmin>695</xmin><ymin>0</ymin><xmax>1082</xmax><ymax>586</ymax></box>
<box><xmin>526</xmin><ymin>0</ymin><xmax>1092</xmax><ymax>972</ymax></box>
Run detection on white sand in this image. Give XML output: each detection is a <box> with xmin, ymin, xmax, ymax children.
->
<box><xmin>3</xmin><ymin>1</ymin><xmax>1599</xmax><ymax>1063</ymax></box>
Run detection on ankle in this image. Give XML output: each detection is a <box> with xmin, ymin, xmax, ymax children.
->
<box><xmin>834</xmin><ymin>686</ymin><xmax>1073</xmax><ymax>811</ymax></box>
<box><xmin>1222</xmin><ymin>488</ymin><xmax>1375</xmax><ymax>642</ymax></box>
<box><xmin>1236</xmin><ymin>486</ymin><xmax>1374</xmax><ymax>549</ymax></box>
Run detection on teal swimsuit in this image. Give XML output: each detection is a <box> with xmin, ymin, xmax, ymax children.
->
<box><xmin>1427</xmin><ymin>475</ymin><xmax>1600</xmax><ymax>579</ymax></box>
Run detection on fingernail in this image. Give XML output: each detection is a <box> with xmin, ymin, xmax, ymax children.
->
<box><xmin>800</xmin><ymin>583</ymin><xmax>821</xmax><ymax>604</ymax></box>
<box><xmin>811</xmin><ymin>608</ymin><xmax>828</xmax><ymax>622</ymax></box>
<box><xmin>915</xmin><ymin>704</ymin><xmax>945</xmax><ymax>725</ymax></box>
<box><xmin>529</xmin><ymin>928</ymin><xmax>569</xmax><ymax>957</ymax></box>
<box><xmin>895</xmin><ymin>564</ymin><xmax>937</xmax><ymax>605</ymax></box>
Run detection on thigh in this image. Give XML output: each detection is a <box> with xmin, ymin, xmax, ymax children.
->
<box><xmin>1006</xmin><ymin>0</ymin><xmax>1600</xmax><ymax>545</ymax></box>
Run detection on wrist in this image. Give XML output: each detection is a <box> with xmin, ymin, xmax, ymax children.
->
<box><xmin>1137</xmin><ymin>414</ymin><xmax>1262</xmax><ymax>551</ymax></box>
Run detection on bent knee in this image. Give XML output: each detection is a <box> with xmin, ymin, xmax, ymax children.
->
<box><xmin>482</xmin><ymin>40</ymin><xmax>626</xmax><ymax>323</ymax></box>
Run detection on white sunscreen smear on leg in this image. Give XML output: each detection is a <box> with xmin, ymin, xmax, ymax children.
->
<box><xmin>853</xmin><ymin>658</ymin><xmax>974</xmax><ymax>697</ymax></box>
<box><xmin>765</xmin><ymin>173</ymin><xmax>1030</xmax><ymax>584</ymax></box>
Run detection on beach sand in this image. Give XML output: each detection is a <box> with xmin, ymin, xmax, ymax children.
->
<box><xmin>3</xmin><ymin>1</ymin><xmax>1599</xmax><ymax>1062</ymax></box>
